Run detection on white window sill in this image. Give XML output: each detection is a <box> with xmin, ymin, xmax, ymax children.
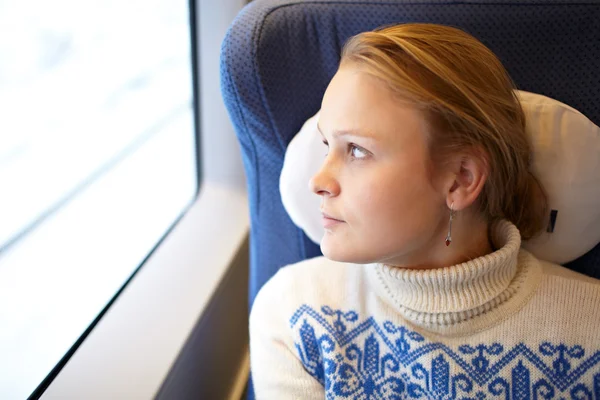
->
<box><xmin>39</xmin><ymin>182</ymin><xmax>250</xmax><ymax>399</ymax></box>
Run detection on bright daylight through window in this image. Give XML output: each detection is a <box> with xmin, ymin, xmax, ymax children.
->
<box><xmin>0</xmin><ymin>1</ymin><xmax>197</xmax><ymax>398</ymax></box>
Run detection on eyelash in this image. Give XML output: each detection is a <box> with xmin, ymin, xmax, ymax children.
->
<box><xmin>322</xmin><ymin>140</ymin><xmax>368</xmax><ymax>160</ymax></box>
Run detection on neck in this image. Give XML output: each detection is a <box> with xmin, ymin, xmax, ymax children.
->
<box><xmin>384</xmin><ymin>213</ymin><xmax>493</xmax><ymax>270</ymax></box>
<box><xmin>371</xmin><ymin>219</ymin><xmax>542</xmax><ymax>333</ymax></box>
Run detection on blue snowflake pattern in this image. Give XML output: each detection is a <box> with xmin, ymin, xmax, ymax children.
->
<box><xmin>290</xmin><ymin>305</ymin><xmax>600</xmax><ymax>399</ymax></box>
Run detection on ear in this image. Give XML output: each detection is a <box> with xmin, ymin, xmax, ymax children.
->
<box><xmin>446</xmin><ymin>149</ymin><xmax>489</xmax><ymax>211</ymax></box>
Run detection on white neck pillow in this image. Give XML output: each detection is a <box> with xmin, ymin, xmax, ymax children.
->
<box><xmin>279</xmin><ymin>90</ymin><xmax>600</xmax><ymax>265</ymax></box>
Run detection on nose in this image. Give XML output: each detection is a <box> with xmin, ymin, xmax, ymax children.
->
<box><xmin>309</xmin><ymin>160</ymin><xmax>340</xmax><ymax>197</ymax></box>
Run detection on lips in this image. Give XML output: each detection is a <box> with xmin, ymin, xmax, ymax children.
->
<box><xmin>321</xmin><ymin>210</ymin><xmax>345</xmax><ymax>228</ymax></box>
<box><xmin>321</xmin><ymin>211</ymin><xmax>344</xmax><ymax>222</ymax></box>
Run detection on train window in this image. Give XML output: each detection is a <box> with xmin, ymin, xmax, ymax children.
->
<box><xmin>0</xmin><ymin>0</ymin><xmax>198</xmax><ymax>398</ymax></box>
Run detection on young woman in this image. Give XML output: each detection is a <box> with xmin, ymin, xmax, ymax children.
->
<box><xmin>250</xmin><ymin>23</ymin><xmax>600</xmax><ymax>399</ymax></box>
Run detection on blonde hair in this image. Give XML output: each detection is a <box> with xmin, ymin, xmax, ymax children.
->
<box><xmin>341</xmin><ymin>23</ymin><xmax>548</xmax><ymax>239</ymax></box>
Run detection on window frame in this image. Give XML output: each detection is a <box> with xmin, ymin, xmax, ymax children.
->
<box><xmin>25</xmin><ymin>0</ymin><xmax>250</xmax><ymax>398</ymax></box>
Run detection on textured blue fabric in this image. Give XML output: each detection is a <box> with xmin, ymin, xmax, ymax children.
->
<box><xmin>220</xmin><ymin>3</ymin><xmax>600</xmax><ymax>395</ymax></box>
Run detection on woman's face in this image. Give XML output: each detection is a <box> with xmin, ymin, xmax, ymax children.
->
<box><xmin>310</xmin><ymin>64</ymin><xmax>451</xmax><ymax>266</ymax></box>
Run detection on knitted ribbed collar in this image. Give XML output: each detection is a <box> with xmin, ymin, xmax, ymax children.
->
<box><xmin>372</xmin><ymin>219</ymin><xmax>542</xmax><ymax>333</ymax></box>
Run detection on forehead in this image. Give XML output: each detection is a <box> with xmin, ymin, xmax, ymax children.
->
<box><xmin>319</xmin><ymin>65</ymin><xmax>428</xmax><ymax>144</ymax></box>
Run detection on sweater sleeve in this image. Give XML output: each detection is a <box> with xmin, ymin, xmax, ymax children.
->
<box><xmin>249</xmin><ymin>269</ymin><xmax>324</xmax><ymax>400</ymax></box>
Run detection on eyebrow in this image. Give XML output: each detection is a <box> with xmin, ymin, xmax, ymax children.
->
<box><xmin>316</xmin><ymin>123</ymin><xmax>377</xmax><ymax>141</ymax></box>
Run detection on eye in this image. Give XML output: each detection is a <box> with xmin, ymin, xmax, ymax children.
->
<box><xmin>349</xmin><ymin>144</ymin><xmax>367</xmax><ymax>159</ymax></box>
<box><xmin>322</xmin><ymin>139</ymin><xmax>329</xmax><ymax>156</ymax></box>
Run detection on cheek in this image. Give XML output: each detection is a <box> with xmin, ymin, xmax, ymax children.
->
<box><xmin>321</xmin><ymin>167</ymin><xmax>442</xmax><ymax>263</ymax></box>
<box><xmin>351</xmin><ymin>165</ymin><xmax>440</xmax><ymax>233</ymax></box>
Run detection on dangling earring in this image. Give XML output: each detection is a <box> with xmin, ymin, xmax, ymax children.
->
<box><xmin>445</xmin><ymin>202</ymin><xmax>455</xmax><ymax>246</ymax></box>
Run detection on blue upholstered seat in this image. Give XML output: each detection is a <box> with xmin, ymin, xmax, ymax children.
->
<box><xmin>220</xmin><ymin>1</ymin><xmax>600</xmax><ymax>395</ymax></box>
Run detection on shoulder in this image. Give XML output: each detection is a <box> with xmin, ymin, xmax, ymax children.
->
<box><xmin>249</xmin><ymin>257</ymin><xmax>367</xmax><ymax>371</ymax></box>
<box><xmin>248</xmin><ymin>258</ymin><xmax>342</xmax><ymax>397</ymax></box>
<box><xmin>258</xmin><ymin>256</ymin><xmax>345</xmax><ymax>292</ymax></box>
<box><xmin>523</xmin><ymin>256</ymin><xmax>600</xmax><ymax>332</ymax></box>
<box><xmin>538</xmin><ymin>258</ymin><xmax>600</xmax><ymax>287</ymax></box>
<box><xmin>531</xmin><ymin>255</ymin><xmax>600</xmax><ymax>307</ymax></box>
<box><xmin>254</xmin><ymin>256</ymin><xmax>364</xmax><ymax>300</ymax></box>
<box><xmin>252</xmin><ymin>257</ymin><xmax>365</xmax><ymax>314</ymax></box>
<box><xmin>251</xmin><ymin>256</ymin><xmax>364</xmax><ymax>322</ymax></box>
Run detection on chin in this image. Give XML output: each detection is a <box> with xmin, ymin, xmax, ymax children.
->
<box><xmin>320</xmin><ymin>240</ymin><xmax>374</xmax><ymax>264</ymax></box>
<box><xmin>321</xmin><ymin>241</ymin><xmax>349</xmax><ymax>262</ymax></box>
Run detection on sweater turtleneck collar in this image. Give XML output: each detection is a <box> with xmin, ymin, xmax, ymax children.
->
<box><xmin>372</xmin><ymin>219</ymin><xmax>542</xmax><ymax>331</ymax></box>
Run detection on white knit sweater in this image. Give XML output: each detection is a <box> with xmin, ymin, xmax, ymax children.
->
<box><xmin>249</xmin><ymin>220</ymin><xmax>600</xmax><ymax>399</ymax></box>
